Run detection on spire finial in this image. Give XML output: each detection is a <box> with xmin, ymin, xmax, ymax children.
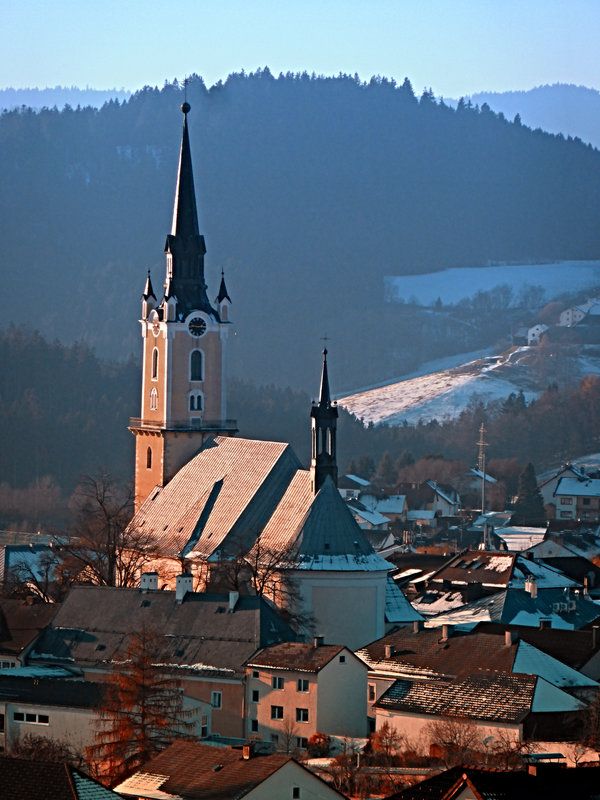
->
<box><xmin>318</xmin><ymin>341</ymin><xmax>331</xmax><ymax>406</ymax></box>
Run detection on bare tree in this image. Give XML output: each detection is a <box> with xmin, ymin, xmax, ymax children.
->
<box><xmin>371</xmin><ymin>721</ymin><xmax>404</xmax><ymax>762</ymax></box>
<box><xmin>425</xmin><ymin>716</ymin><xmax>483</xmax><ymax>767</ymax></box>
<box><xmin>280</xmin><ymin>717</ymin><xmax>299</xmax><ymax>755</ymax></box>
<box><xmin>11</xmin><ymin>733</ymin><xmax>85</xmax><ymax>768</ymax></box>
<box><xmin>58</xmin><ymin>474</ymin><xmax>157</xmax><ymax>588</ymax></box>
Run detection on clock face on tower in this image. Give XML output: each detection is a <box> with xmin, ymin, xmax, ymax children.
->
<box><xmin>188</xmin><ymin>317</ymin><xmax>207</xmax><ymax>337</ymax></box>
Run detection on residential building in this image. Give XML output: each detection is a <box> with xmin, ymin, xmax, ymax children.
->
<box><xmin>115</xmin><ymin>739</ymin><xmax>347</xmax><ymax>800</ymax></box>
<box><xmin>527</xmin><ymin>323</ymin><xmax>549</xmax><ymax>345</ymax></box>
<box><xmin>357</xmin><ymin>624</ymin><xmax>598</xmax><ymax>711</ymax></box>
<box><xmin>554</xmin><ymin>476</ymin><xmax>600</xmax><ymax>522</ymax></box>
<box><xmin>374</xmin><ymin>672</ymin><xmax>585</xmax><ymax>748</ymax></box>
<box><xmin>537</xmin><ymin>462</ymin><xmax>587</xmax><ymax>509</ymax></box>
<box><xmin>0</xmin><ymin>757</ymin><xmax>122</xmax><ymax>800</ymax></box>
<box><xmin>29</xmin><ymin>582</ymin><xmax>297</xmax><ymax>739</ymax></box>
<box><xmin>338</xmin><ymin>473</ymin><xmax>371</xmax><ymax>500</ymax></box>
<box><xmin>0</xmin><ymin>599</ymin><xmax>57</xmax><ymax>668</ymax></box>
<box><xmin>245</xmin><ymin>640</ymin><xmax>368</xmax><ymax>747</ymax></box>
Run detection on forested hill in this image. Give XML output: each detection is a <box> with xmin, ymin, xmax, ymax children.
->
<box><xmin>2</xmin><ymin>71</ymin><xmax>600</xmax><ymax>389</ymax></box>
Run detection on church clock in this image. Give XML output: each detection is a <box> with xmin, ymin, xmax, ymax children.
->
<box><xmin>188</xmin><ymin>317</ymin><xmax>207</xmax><ymax>337</ymax></box>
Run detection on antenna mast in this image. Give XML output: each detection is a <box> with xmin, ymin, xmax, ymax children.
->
<box><xmin>477</xmin><ymin>422</ymin><xmax>488</xmax><ymax>516</ymax></box>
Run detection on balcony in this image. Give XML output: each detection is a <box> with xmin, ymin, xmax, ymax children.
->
<box><xmin>128</xmin><ymin>417</ymin><xmax>238</xmax><ymax>433</ymax></box>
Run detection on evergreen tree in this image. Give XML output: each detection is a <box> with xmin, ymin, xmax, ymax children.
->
<box><xmin>510</xmin><ymin>462</ymin><xmax>546</xmax><ymax>526</ymax></box>
<box><xmin>87</xmin><ymin>628</ymin><xmax>194</xmax><ymax>781</ymax></box>
<box><xmin>373</xmin><ymin>451</ymin><xmax>397</xmax><ymax>489</ymax></box>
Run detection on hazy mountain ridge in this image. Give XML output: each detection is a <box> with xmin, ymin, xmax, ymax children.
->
<box><xmin>2</xmin><ymin>71</ymin><xmax>600</xmax><ymax>390</ymax></box>
<box><xmin>0</xmin><ymin>86</ymin><xmax>131</xmax><ymax>110</ymax></box>
<box><xmin>467</xmin><ymin>83</ymin><xmax>600</xmax><ymax>148</ymax></box>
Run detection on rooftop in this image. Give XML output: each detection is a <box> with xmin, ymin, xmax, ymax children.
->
<box><xmin>246</xmin><ymin>642</ymin><xmax>347</xmax><ymax>672</ymax></box>
<box><xmin>0</xmin><ymin>599</ymin><xmax>59</xmax><ymax>656</ymax></box>
<box><xmin>0</xmin><ymin>757</ymin><xmax>120</xmax><ymax>800</ymax></box>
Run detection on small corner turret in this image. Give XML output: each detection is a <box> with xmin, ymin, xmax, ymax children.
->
<box><xmin>215</xmin><ymin>270</ymin><xmax>232</xmax><ymax>321</ymax></box>
<box><xmin>310</xmin><ymin>348</ymin><xmax>339</xmax><ymax>494</ymax></box>
<box><xmin>141</xmin><ymin>271</ymin><xmax>157</xmax><ymax>319</ymax></box>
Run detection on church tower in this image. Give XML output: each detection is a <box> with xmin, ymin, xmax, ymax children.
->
<box><xmin>130</xmin><ymin>103</ymin><xmax>237</xmax><ymax>511</ymax></box>
<box><xmin>310</xmin><ymin>348</ymin><xmax>338</xmax><ymax>493</ymax></box>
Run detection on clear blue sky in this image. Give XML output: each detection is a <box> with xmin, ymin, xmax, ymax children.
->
<box><xmin>2</xmin><ymin>0</ymin><xmax>599</xmax><ymax>97</ymax></box>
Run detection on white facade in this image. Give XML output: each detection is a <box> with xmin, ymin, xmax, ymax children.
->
<box><xmin>527</xmin><ymin>324</ymin><xmax>549</xmax><ymax>345</ymax></box>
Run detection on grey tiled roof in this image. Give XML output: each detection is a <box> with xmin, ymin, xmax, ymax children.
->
<box><xmin>131</xmin><ymin>436</ymin><xmax>301</xmax><ymax>560</ymax></box>
<box><xmin>0</xmin><ymin>675</ymin><xmax>104</xmax><ymax>708</ymax></box>
<box><xmin>31</xmin><ymin>585</ymin><xmax>297</xmax><ymax>674</ymax></box>
<box><xmin>376</xmin><ymin>673</ymin><xmax>537</xmax><ymax>723</ymax></box>
<box><xmin>246</xmin><ymin>642</ymin><xmax>347</xmax><ymax>672</ymax></box>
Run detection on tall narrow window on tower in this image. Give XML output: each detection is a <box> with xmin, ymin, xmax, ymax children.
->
<box><xmin>190</xmin><ymin>350</ymin><xmax>203</xmax><ymax>381</ymax></box>
<box><xmin>146</xmin><ymin>447</ymin><xmax>152</xmax><ymax>469</ymax></box>
<box><xmin>151</xmin><ymin>348</ymin><xmax>159</xmax><ymax>380</ymax></box>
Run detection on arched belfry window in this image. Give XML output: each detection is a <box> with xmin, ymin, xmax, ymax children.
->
<box><xmin>151</xmin><ymin>348</ymin><xmax>159</xmax><ymax>380</ymax></box>
<box><xmin>150</xmin><ymin>387</ymin><xmax>158</xmax><ymax>411</ymax></box>
<box><xmin>190</xmin><ymin>350</ymin><xmax>203</xmax><ymax>381</ymax></box>
<box><xmin>189</xmin><ymin>392</ymin><xmax>203</xmax><ymax>412</ymax></box>
<box><xmin>146</xmin><ymin>447</ymin><xmax>152</xmax><ymax>469</ymax></box>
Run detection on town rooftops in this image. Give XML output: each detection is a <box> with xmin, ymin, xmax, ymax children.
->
<box><xmin>554</xmin><ymin>476</ymin><xmax>600</xmax><ymax>497</ymax></box>
<box><xmin>0</xmin><ymin>598</ymin><xmax>59</xmax><ymax>657</ymax></box>
<box><xmin>375</xmin><ymin>672</ymin><xmax>583</xmax><ymax>723</ymax></box>
<box><xmin>391</xmin><ymin>764</ymin><xmax>600</xmax><ymax>800</ymax></box>
<box><xmin>246</xmin><ymin>642</ymin><xmax>349</xmax><ymax>672</ymax></box>
<box><xmin>0</xmin><ymin>757</ymin><xmax>120</xmax><ymax>800</ymax></box>
<box><xmin>357</xmin><ymin>627</ymin><xmax>596</xmax><ymax>689</ymax></box>
<box><xmin>30</xmin><ymin>585</ymin><xmax>296</xmax><ymax>674</ymax></box>
<box><xmin>115</xmin><ymin>739</ymin><xmax>346</xmax><ymax>800</ymax></box>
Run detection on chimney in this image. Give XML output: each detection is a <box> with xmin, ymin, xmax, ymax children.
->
<box><xmin>505</xmin><ymin>630</ymin><xmax>518</xmax><ymax>647</ymax></box>
<box><xmin>140</xmin><ymin>572</ymin><xmax>158</xmax><ymax>592</ymax></box>
<box><xmin>313</xmin><ymin>635</ymin><xmax>324</xmax><ymax>648</ymax></box>
<box><xmin>539</xmin><ymin>618</ymin><xmax>552</xmax><ymax>630</ymax></box>
<box><xmin>384</xmin><ymin>644</ymin><xmax>394</xmax><ymax>659</ymax></box>
<box><xmin>593</xmin><ymin>625</ymin><xmax>599</xmax><ymax>649</ymax></box>
<box><xmin>242</xmin><ymin>743</ymin><xmax>254</xmax><ymax>760</ymax></box>
<box><xmin>175</xmin><ymin>573</ymin><xmax>193</xmax><ymax>603</ymax></box>
<box><xmin>441</xmin><ymin>624</ymin><xmax>450</xmax><ymax>641</ymax></box>
<box><xmin>583</xmin><ymin>576</ymin><xmax>590</xmax><ymax>595</ymax></box>
<box><xmin>412</xmin><ymin>620</ymin><xmax>424</xmax><ymax>633</ymax></box>
<box><xmin>525</xmin><ymin>577</ymin><xmax>538</xmax><ymax>598</ymax></box>
<box><xmin>228</xmin><ymin>591</ymin><xmax>240</xmax><ymax>613</ymax></box>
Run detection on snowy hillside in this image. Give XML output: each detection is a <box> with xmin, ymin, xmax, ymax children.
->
<box><xmin>338</xmin><ymin>347</ymin><xmax>600</xmax><ymax>426</ymax></box>
<box><xmin>386</xmin><ymin>260</ymin><xmax>600</xmax><ymax>306</ymax></box>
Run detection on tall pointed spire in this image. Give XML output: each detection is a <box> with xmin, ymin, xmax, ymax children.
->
<box><xmin>310</xmin><ymin>348</ymin><xmax>339</xmax><ymax>493</ymax></box>
<box><xmin>142</xmin><ymin>270</ymin><xmax>156</xmax><ymax>301</ymax></box>
<box><xmin>171</xmin><ymin>102</ymin><xmax>199</xmax><ymax>240</ymax></box>
<box><xmin>216</xmin><ymin>269</ymin><xmax>232</xmax><ymax>304</ymax></box>
<box><xmin>163</xmin><ymin>103</ymin><xmax>216</xmax><ymax>319</ymax></box>
<box><xmin>319</xmin><ymin>348</ymin><xmax>331</xmax><ymax>406</ymax></box>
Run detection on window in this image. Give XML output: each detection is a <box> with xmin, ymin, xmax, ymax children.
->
<box><xmin>292</xmin><ymin>788</ymin><xmax>301</xmax><ymax>799</ymax></box>
<box><xmin>189</xmin><ymin>393</ymin><xmax>203</xmax><ymax>412</ymax></box>
<box><xmin>146</xmin><ymin>447</ymin><xmax>152</xmax><ymax>469</ymax></box>
<box><xmin>297</xmin><ymin>679</ymin><xmax>309</xmax><ymax>692</ymax></box>
<box><xmin>151</xmin><ymin>347</ymin><xmax>159</xmax><ymax>380</ymax></box>
<box><xmin>0</xmin><ymin>713</ymin><xmax>4</xmax><ymax>733</ymax></box>
<box><xmin>339</xmin><ymin>655</ymin><xmax>346</xmax><ymax>663</ymax></box>
<box><xmin>295</xmin><ymin>738</ymin><xmax>308</xmax><ymax>750</ymax></box>
<box><xmin>211</xmin><ymin>691</ymin><xmax>222</xmax><ymax>709</ymax></box>
<box><xmin>251</xmin><ymin>689</ymin><xmax>259</xmax><ymax>703</ymax></box>
<box><xmin>190</xmin><ymin>349</ymin><xmax>203</xmax><ymax>381</ymax></box>
<box><xmin>271</xmin><ymin>733</ymin><xmax>279</xmax><ymax>744</ymax></box>
<box><xmin>368</xmin><ymin>683</ymin><xmax>376</xmax><ymax>702</ymax></box>
<box><xmin>0</xmin><ymin>661</ymin><xmax>14</xmax><ymax>669</ymax></box>
<box><xmin>560</xmin><ymin>511</ymin><xmax>572</xmax><ymax>518</ymax></box>
<box><xmin>583</xmin><ymin>498</ymin><xmax>591</xmax><ymax>506</ymax></box>
<box><xmin>272</xmin><ymin>676</ymin><xmax>284</xmax><ymax>690</ymax></box>
<box><xmin>560</xmin><ymin>497</ymin><xmax>573</xmax><ymax>505</ymax></box>
<box><xmin>149</xmin><ymin>387</ymin><xmax>158</xmax><ymax>411</ymax></box>
<box><xmin>296</xmin><ymin>708</ymin><xmax>309</xmax><ymax>723</ymax></box>
<box><xmin>13</xmin><ymin>711</ymin><xmax>48</xmax><ymax>725</ymax></box>
<box><xmin>250</xmin><ymin>719</ymin><xmax>259</xmax><ymax>733</ymax></box>
<box><xmin>271</xmin><ymin>705</ymin><xmax>284</xmax><ymax>720</ymax></box>
<box><xmin>252</xmin><ymin>670</ymin><xmax>259</xmax><ymax>678</ymax></box>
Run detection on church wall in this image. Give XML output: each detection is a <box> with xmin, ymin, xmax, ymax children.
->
<box><xmin>133</xmin><ymin>430</ymin><xmax>164</xmax><ymax>510</ymax></box>
<box><xmin>141</xmin><ymin>325</ymin><xmax>168</xmax><ymax>424</ymax></box>
<box><xmin>169</xmin><ymin>326</ymin><xmax>223</xmax><ymax>422</ymax></box>
<box><xmin>294</xmin><ymin>570</ymin><xmax>387</xmax><ymax>650</ymax></box>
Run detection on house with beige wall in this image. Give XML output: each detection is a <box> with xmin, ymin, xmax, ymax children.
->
<box><xmin>245</xmin><ymin>640</ymin><xmax>368</xmax><ymax>750</ymax></box>
<box><xmin>374</xmin><ymin>672</ymin><xmax>586</xmax><ymax>752</ymax></box>
<box><xmin>116</xmin><ymin>739</ymin><xmax>347</xmax><ymax>800</ymax></box>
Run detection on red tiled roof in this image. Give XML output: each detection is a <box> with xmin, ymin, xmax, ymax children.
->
<box><xmin>246</xmin><ymin>642</ymin><xmax>346</xmax><ymax>672</ymax></box>
<box><xmin>0</xmin><ymin>599</ymin><xmax>58</xmax><ymax>656</ymax></box>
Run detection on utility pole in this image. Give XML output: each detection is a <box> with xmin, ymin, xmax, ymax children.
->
<box><xmin>477</xmin><ymin>422</ymin><xmax>488</xmax><ymax>518</ymax></box>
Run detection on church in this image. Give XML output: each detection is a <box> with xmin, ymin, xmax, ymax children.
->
<box><xmin>128</xmin><ymin>103</ymin><xmax>420</xmax><ymax>650</ymax></box>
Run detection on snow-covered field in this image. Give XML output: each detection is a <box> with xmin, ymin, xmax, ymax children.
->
<box><xmin>386</xmin><ymin>260</ymin><xmax>600</xmax><ymax>306</ymax></box>
<box><xmin>339</xmin><ymin>350</ymin><xmax>538</xmax><ymax>426</ymax></box>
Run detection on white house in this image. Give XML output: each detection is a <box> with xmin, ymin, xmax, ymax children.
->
<box><xmin>528</xmin><ymin>324</ymin><xmax>549</xmax><ymax>345</ymax></box>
